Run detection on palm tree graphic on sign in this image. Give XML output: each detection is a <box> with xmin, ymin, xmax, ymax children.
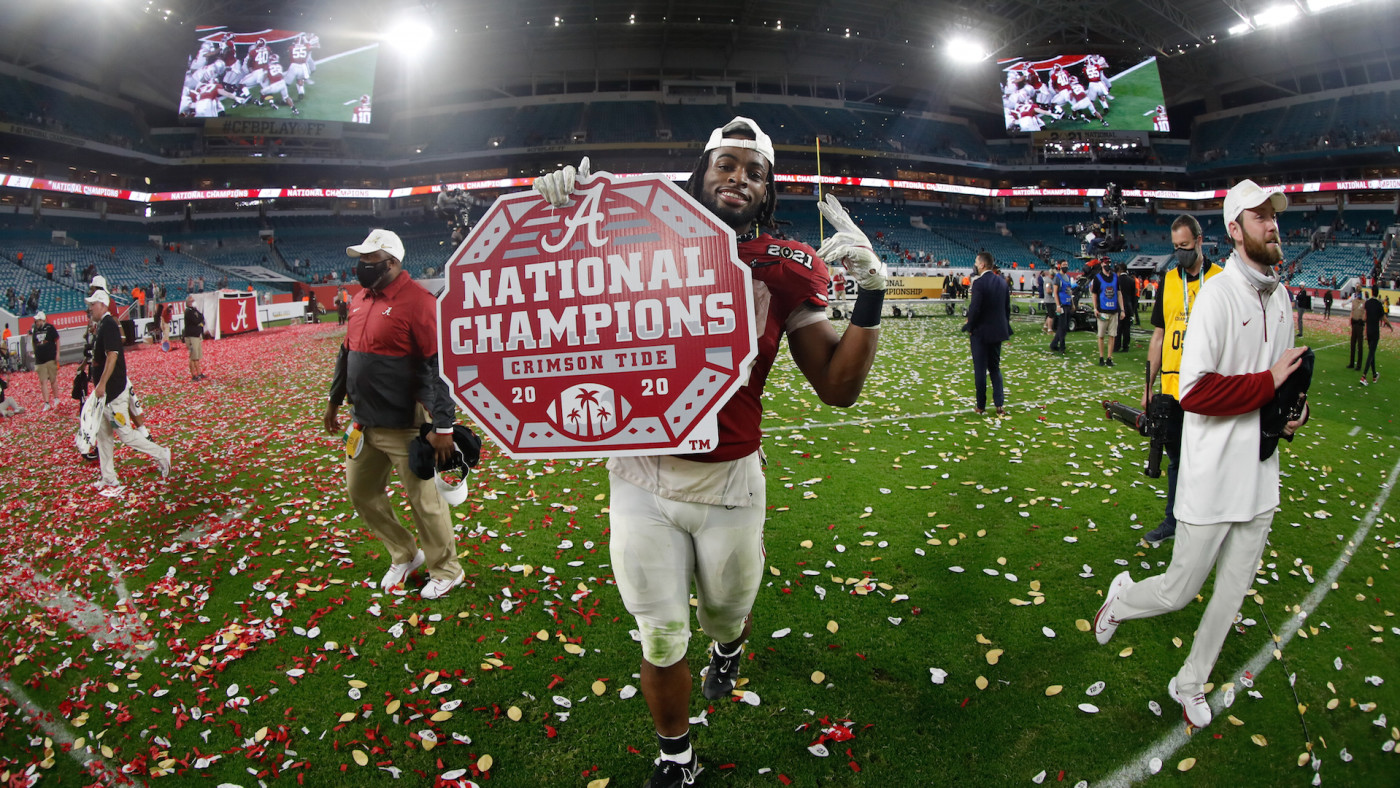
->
<box><xmin>555</xmin><ymin>383</ymin><xmax>619</xmax><ymax>439</ymax></box>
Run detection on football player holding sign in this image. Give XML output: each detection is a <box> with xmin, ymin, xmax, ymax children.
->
<box><xmin>534</xmin><ymin>118</ymin><xmax>885</xmax><ymax>787</ymax></box>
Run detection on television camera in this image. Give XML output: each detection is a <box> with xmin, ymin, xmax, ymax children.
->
<box><xmin>435</xmin><ymin>186</ymin><xmax>477</xmax><ymax>247</ymax></box>
<box><xmin>1064</xmin><ymin>183</ymin><xmax>1127</xmax><ymax>255</ymax></box>
<box><xmin>1101</xmin><ymin>394</ymin><xmax>1174</xmax><ymax>478</ymax></box>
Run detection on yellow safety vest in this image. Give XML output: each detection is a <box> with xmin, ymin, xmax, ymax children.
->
<box><xmin>1160</xmin><ymin>261</ymin><xmax>1222</xmax><ymax>399</ymax></box>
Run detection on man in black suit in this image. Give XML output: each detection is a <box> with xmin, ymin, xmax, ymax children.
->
<box><xmin>963</xmin><ymin>252</ymin><xmax>1013</xmax><ymax>416</ymax></box>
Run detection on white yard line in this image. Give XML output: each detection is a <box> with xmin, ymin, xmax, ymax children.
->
<box><xmin>174</xmin><ymin>504</ymin><xmax>250</xmax><ymax>545</ymax></box>
<box><xmin>762</xmin><ymin>385</ymin><xmax>1137</xmax><ymax>433</ymax></box>
<box><xmin>0</xmin><ymin>679</ymin><xmax>139</xmax><ymax>785</ymax></box>
<box><xmin>316</xmin><ymin>43</ymin><xmax>379</xmax><ymax>66</ymax></box>
<box><xmin>1</xmin><ymin>568</ymin><xmax>153</xmax><ymax>661</ymax></box>
<box><xmin>1098</xmin><ymin>452</ymin><xmax>1400</xmax><ymax>787</ymax></box>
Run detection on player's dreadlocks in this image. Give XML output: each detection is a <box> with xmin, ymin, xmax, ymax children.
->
<box><xmin>684</xmin><ymin>134</ymin><xmax>779</xmax><ymax>232</ymax></box>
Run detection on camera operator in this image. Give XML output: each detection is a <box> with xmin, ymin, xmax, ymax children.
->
<box><xmin>435</xmin><ymin>186</ymin><xmax>475</xmax><ymax>246</ymax></box>
<box><xmin>1095</xmin><ymin>181</ymin><xmax>1308</xmax><ymax>730</ymax></box>
<box><xmin>1140</xmin><ymin>215</ymin><xmax>1220</xmax><ymax>544</ymax></box>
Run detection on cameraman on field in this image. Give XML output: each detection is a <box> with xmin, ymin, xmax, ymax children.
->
<box><xmin>1140</xmin><ymin>214</ymin><xmax>1220</xmax><ymax>544</ymax></box>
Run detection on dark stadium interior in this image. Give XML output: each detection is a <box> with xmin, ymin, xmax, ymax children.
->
<box><xmin>1</xmin><ymin>0</ymin><xmax>1399</xmax><ymax>320</ymax></box>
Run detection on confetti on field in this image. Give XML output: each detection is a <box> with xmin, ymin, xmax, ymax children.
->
<box><xmin>0</xmin><ymin>318</ymin><xmax>1394</xmax><ymax>785</ymax></box>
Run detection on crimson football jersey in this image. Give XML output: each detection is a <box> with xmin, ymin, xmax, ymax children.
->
<box><xmin>691</xmin><ymin>233</ymin><xmax>831</xmax><ymax>462</ymax></box>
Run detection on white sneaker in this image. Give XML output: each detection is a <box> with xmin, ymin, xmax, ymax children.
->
<box><xmin>380</xmin><ymin>550</ymin><xmax>425</xmax><ymax>591</ymax></box>
<box><xmin>157</xmin><ymin>447</ymin><xmax>172</xmax><ymax>478</ymax></box>
<box><xmin>42</xmin><ymin>402</ymin><xmax>51</xmax><ymax>411</ymax></box>
<box><xmin>421</xmin><ymin>572</ymin><xmax>465</xmax><ymax>600</ymax></box>
<box><xmin>99</xmin><ymin>485</ymin><xmax>126</xmax><ymax>498</ymax></box>
<box><xmin>1169</xmin><ymin>676</ymin><xmax>1212</xmax><ymax>728</ymax></box>
<box><xmin>1094</xmin><ymin>570</ymin><xmax>1134</xmax><ymax>645</ymax></box>
<box><xmin>91</xmin><ymin>478</ymin><xmax>118</xmax><ymax>490</ymax></box>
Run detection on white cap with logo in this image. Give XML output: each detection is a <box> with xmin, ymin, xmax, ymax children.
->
<box><xmin>1223</xmin><ymin>179</ymin><xmax>1288</xmax><ymax>227</ymax></box>
<box><xmin>34</xmin><ymin>311</ymin><xmax>46</xmax><ymax>321</ymax></box>
<box><xmin>346</xmin><ymin>229</ymin><xmax>406</xmax><ymax>263</ymax></box>
<box><xmin>90</xmin><ymin>275</ymin><xmax>108</xmax><ymax>292</ymax></box>
<box><xmin>704</xmin><ymin>117</ymin><xmax>775</xmax><ymax>168</ymax></box>
<box><xmin>86</xmin><ymin>290</ymin><xmax>110</xmax><ymax>306</ymax></box>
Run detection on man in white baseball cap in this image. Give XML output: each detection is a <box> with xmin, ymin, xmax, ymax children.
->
<box><xmin>1092</xmin><ymin>177</ymin><xmax>1307</xmax><ymax>730</ymax></box>
<box><xmin>85</xmin><ymin>289</ymin><xmax>171</xmax><ymax>495</ymax></box>
<box><xmin>326</xmin><ymin>228</ymin><xmax>467</xmax><ymax>601</ymax></box>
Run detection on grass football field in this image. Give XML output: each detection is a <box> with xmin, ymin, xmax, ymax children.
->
<box><xmin>1041</xmin><ymin>58</ymin><xmax>1167</xmax><ymax>134</ymax></box>
<box><xmin>0</xmin><ymin>307</ymin><xmax>1396</xmax><ymax>787</ymax></box>
<box><xmin>220</xmin><ymin>46</ymin><xmax>378</xmax><ymax>125</ymax></box>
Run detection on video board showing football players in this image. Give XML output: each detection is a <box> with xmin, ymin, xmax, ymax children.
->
<box><xmin>996</xmin><ymin>55</ymin><xmax>1169</xmax><ymax>134</ymax></box>
<box><xmin>178</xmin><ymin>26</ymin><xmax>378</xmax><ymax>124</ymax></box>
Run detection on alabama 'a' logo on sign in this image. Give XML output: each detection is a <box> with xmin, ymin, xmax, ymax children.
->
<box><xmin>438</xmin><ymin>172</ymin><xmax>757</xmax><ymax>458</ymax></box>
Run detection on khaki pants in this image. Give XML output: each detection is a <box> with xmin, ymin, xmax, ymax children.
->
<box><xmin>97</xmin><ymin>386</ymin><xmax>168</xmax><ymax>485</ymax></box>
<box><xmin>36</xmin><ymin>360</ymin><xmax>57</xmax><ymax>386</ymax></box>
<box><xmin>346</xmin><ymin>424</ymin><xmax>463</xmax><ymax>582</ymax></box>
<box><xmin>1112</xmin><ymin>511</ymin><xmax>1272</xmax><ymax>696</ymax></box>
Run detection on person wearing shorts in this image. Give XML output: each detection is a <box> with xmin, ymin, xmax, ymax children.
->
<box><xmin>183</xmin><ymin>296</ymin><xmax>206</xmax><ymax>381</ymax></box>
<box><xmin>1090</xmin><ymin>261</ymin><xmax>1125</xmax><ymax>367</ymax></box>
<box><xmin>29</xmin><ymin>311</ymin><xmax>60</xmax><ymax>410</ymax></box>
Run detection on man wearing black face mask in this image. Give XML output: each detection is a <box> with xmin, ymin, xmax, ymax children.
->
<box><xmin>1141</xmin><ymin>214</ymin><xmax>1221</xmax><ymax>544</ymax></box>
<box><xmin>325</xmin><ymin>229</ymin><xmax>468</xmax><ymax>601</ymax></box>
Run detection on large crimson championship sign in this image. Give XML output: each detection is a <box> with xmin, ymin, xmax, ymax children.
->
<box><xmin>438</xmin><ymin>173</ymin><xmax>757</xmax><ymax>458</ymax></box>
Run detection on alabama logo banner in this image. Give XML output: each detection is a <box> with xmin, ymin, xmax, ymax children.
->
<box><xmin>216</xmin><ymin>292</ymin><xmax>262</xmax><ymax>339</ymax></box>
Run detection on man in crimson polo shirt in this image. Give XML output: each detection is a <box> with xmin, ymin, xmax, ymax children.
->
<box><xmin>324</xmin><ymin>229</ymin><xmax>466</xmax><ymax>601</ymax></box>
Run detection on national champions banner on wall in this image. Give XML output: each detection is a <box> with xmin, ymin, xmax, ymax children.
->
<box><xmin>438</xmin><ymin>171</ymin><xmax>758</xmax><ymax>459</ymax></box>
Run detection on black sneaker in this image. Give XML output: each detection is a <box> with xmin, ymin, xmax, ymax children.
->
<box><xmin>1098</xmin><ymin>357</ymin><xmax>1105</xmax><ymax>367</ymax></box>
<box><xmin>644</xmin><ymin>753</ymin><xmax>703</xmax><ymax>788</ymax></box>
<box><xmin>1105</xmin><ymin>358</ymin><xmax>1116</xmax><ymax>367</ymax></box>
<box><xmin>700</xmin><ymin>642</ymin><xmax>742</xmax><ymax>700</ymax></box>
<box><xmin>1144</xmin><ymin>520</ymin><xmax>1176</xmax><ymax>543</ymax></box>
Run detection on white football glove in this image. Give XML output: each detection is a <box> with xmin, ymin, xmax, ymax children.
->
<box><xmin>532</xmin><ymin>156</ymin><xmax>591</xmax><ymax>208</ymax></box>
<box><xmin>816</xmin><ymin>194</ymin><xmax>885</xmax><ymax>291</ymax></box>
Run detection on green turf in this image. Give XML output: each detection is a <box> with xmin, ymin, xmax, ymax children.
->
<box><xmin>1039</xmin><ymin>57</ymin><xmax>1167</xmax><ymax>134</ymax></box>
<box><xmin>0</xmin><ymin>310</ymin><xmax>1396</xmax><ymax>786</ymax></box>
<box><xmin>220</xmin><ymin>46</ymin><xmax>378</xmax><ymax>124</ymax></box>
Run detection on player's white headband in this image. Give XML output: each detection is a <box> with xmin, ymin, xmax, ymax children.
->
<box><xmin>704</xmin><ymin>117</ymin><xmax>775</xmax><ymax>168</ymax></box>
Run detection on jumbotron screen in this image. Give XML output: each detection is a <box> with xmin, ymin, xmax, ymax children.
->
<box><xmin>177</xmin><ymin>26</ymin><xmax>378</xmax><ymax>124</ymax></box>
<box><xmin>998</xmin><ymin>54</ymin><xmax>1169</xmax><ymax>134</ymax></box>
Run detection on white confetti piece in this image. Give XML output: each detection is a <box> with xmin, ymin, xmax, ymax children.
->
<box><xmin>929</xmin><ymin>668</ymin><xmax>948</xmax><ymax>685</ymax></box>
<box><xmin>808</xmin><ymin>743</ymin><xmax>830</xmax><ymax>757</ymax></box>
<box><xmin>1042</xmin><ymin>627</ymin><xmax>1056</xmax><ymax>638</ymax></box>
<box><xmin>772</xmin><ymin>628</ymin><xmax>792</xmax><ymax>639</ymax></box>
<box><xmin>1078</xmin><ymin>703</ymin><xmax>1099</xmax><ymax>714</ymax></box>
<box><xmin>1086</xmin><ymin>681</ymin><xmax>1105</xmax><ymax>696</ymax></box>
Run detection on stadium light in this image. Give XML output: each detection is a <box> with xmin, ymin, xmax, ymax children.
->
<box><xmin>386</xmin><ymin>17</ymin><xmax>435</xmax><ymax>55</ymax></box>
<box><xmin>1255</xmin><ymin>5</ymin><xmax>1301</xmax><ymax>26</ymax></box>
<box><xmin>1228</xmin><ymin>22</ymin><xmax>1253</xmax><ymax>35</ymax></box>
<box><xmin>943</xmin><ymin>37</ymin><xmax>987</xmax><ymax>64</ymax></box>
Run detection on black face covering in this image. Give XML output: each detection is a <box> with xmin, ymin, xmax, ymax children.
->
<box><xmin>1174</xmin><ymin>248</ymin><xmax>1199</xmax><ymax>270</ymax></box>
<box><xmin>357</xmin><ymin>259</ymin><xmax>389</xmax><ymax>290</ymax></box>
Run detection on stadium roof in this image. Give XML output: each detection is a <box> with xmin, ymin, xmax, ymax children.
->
<box><xmin>2</xmin><ymin>1</ymin><xmax>1397</xmax><ymax>123</ymax></box>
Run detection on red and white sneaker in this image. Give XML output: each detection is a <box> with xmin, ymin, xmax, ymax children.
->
<box><xmin>421</xmin><ymin>572</ymin><xmax>465</xmax><ymax>600</ymax></box>
<box><xmin>1094</xmin><ymin>571</ymin><xmax>1134</xmax><ymax>645</ymax></box>
<box><xmin>1168</xmin><ymin>676</ymin><xmax>1212</xmax><ymax>728</ymax></box>
<box><xmin>380</xmin><ymin>549</ymin><xmax>425</xmax><ymax>591</ymax></box>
